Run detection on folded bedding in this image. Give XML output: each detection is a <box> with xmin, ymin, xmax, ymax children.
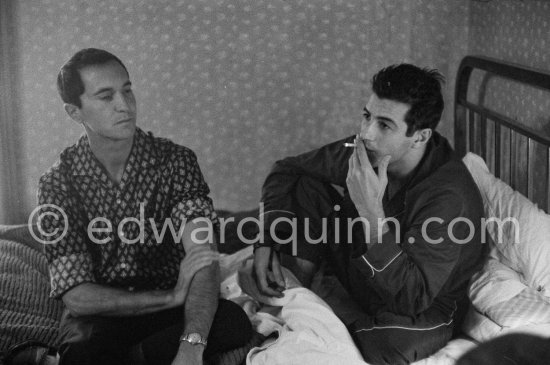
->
<box><xmin>0</xmin><ymin>227</ymin><xmax>64</xmax><ymax>352</ymax></box>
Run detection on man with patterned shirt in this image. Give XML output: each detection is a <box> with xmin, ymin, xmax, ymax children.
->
<box><xmin>37</xmin><ymin>48</ymin><xmax>252</xmax><ymax>365</ymax></box>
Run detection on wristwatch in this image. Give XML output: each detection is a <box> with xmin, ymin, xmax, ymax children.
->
<box><xmin>179</xmin><ymin>332</ymin><xmax>208</xmax><ymax>346</ymax></box>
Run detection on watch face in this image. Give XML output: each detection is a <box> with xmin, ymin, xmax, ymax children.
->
<box><xmin>181</xmin><ymin>332</ymin><xmax>206</xmax><ymax>345</ymax></box>
<box><xmin>188</xmin><ymin>333</ymin><xmax>201</xmax><ymax>344</ymax></box>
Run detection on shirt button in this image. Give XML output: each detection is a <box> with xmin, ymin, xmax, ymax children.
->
<box><xmin>120</xmin><ymin>263</ymin><xmax>127</xmax><ymax>269</ymax></box>
<box><xmin>116</xmin><ymin>199</ymin><xmax>122</xmax><ymax>204</ymax></box>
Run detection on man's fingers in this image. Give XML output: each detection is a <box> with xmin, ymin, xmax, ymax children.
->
<box><xmin>347</xmin><ymin>154</ymin><xmax>354</xmax><ymax>175</ymax></box>
<box><xmin>194</xmin><ymin>253</ymin><xmax>218</xmax><ymax>267</ymax></box>
<box><xmin>347</xmin><ymin>149</ymin><xmax>358</xmax><ymax>177</ymax></box>
<box><xmin>377</xmin><ymin>155</ymin><xmax>391</xmax><ymax>186</ymax></box>
<box><xmin>266</xmin><ymin>270</ymin><xmax>275</xmax><ymax>283</ymax></box>
<box><xmin>253</xmin><ymin>247</ymin><xmax>284</xmax><ymax>297</ymax></box>
<box><xmin>181</xmin><ymin>251</ymin><xmax>219</xmax><ymax>276</ymax></box>
<box><xmin>184</xmin><ymin>250</ymin><xmax>219</xmax><ymax>264</ymax></box>
<box><xmin>256</xmin><ymin>268</ymin><xmax>283</xmax><ymax>297</ymax></box>
<box><xmin>184</xmin><ymin>256</ymin><xmax>215</xmax><ymax>276</ymax></box>
<box><xmin>355</xmin><ymin>137</ymin><xmax>371</xmax><ymax>169</ymax></box>
<box><xmin>185</xmin><ymin>243</ymin><xmax>213</xmax><ymax>255</ymax></box>
<box><xmin>271</xmin><ymin>255</ymin><xmax>285</xmax><ymax>288</ymax></box>
<box><xmin>261</xmin><ymin>281</ymin><xmax>283</xmax><ymax>297</ymax></box>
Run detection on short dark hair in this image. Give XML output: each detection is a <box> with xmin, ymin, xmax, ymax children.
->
<box><xmin>57</xmin><ymin>48</ymin><xmax>128</xmax><ymax>108</ymax></box>
<box><xmin>371</xmin><ymin>64</ymin><xmax>444</xmax><ymax>136</ymax></box>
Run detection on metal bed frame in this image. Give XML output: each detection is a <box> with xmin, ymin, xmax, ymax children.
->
<box><xmin>454</xmin><ymin>55</ymin><xmax>550</xmax><ymax>213</ymax></box>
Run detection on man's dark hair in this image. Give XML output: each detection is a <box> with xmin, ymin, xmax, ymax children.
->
<box><xmin>57</xmin><ymin>48</ymin><xmax>128</xmax><ymax>108</ymax></box>
<box><xmin>371</xmin><ymin>64</ymin><xmax>445</xmax><ymax>136</ymax></box>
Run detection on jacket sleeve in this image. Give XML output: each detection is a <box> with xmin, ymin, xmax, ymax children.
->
<box><xmin>260</xmin><ymin>136</ymin><xmax>354</xmax><ymax>247</ymax></box>
<box><xmin>350</xmin><ymin>190</ymin><xmax>473</xmax><ymax>316</ymax></box>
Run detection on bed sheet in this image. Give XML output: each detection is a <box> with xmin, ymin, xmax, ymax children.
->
<box><xmin>219</xmin><ymin>246</ymin><xmax>477</xmax><ymax>365</ymax></box>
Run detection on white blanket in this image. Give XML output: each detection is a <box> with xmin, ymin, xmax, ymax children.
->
<box><xmin>219</xmin><ymin>247</ymin><xmax>476</xmax><ymax>365</ymax></box>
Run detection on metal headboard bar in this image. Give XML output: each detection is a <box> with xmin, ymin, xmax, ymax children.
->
<box><xmin>548</xmin><ymin>147</ymin><xmax>550</xmax><ymax>210</ymax></box>
<box><xmin>454</xmin><ymin>56</ymin><xmax>550</xmax><ymax>213</ymax></box>
<box><xmin>455</xmin><ymin>56</ymin><xmax>550</xmax><ymax>155</ymax></box>
<box><xmin>494</xmin><ymin>122</ymin><xmax>501</xmax><ymax>177</ymax></box>
<box><xmin>459</xmin><ymin>101</ymin><xmax>548</xmax><ymax>145</ymax></box>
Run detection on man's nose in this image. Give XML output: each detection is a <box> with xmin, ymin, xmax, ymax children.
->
<box><xmin>360</xmin><ymin>119</ymin><xmax>376</xmax><ymax>140</ymax></box>
<box><xmin>114</xmin><ymin>92</ymin><xmax>131</xmax><ymax>112</ymax></box>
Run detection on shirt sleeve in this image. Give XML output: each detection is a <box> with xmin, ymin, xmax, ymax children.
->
<box><xmin>38</xmin><ymin>169</ymin><xmax>96</xmax><ymax>299</ymax></box>
<box><xmin>169</xmin><ymin>147</ymin><xmax>219</xmax><ymax>232</ymax></box>
<box><xmin>260</xmin><ymin>136</ymin><xmax>354</xmax><ymax>246</ymax></box>
<box><xmin>350</xmin><ymin>190</ymin><xmax>472</xmax><ymax>316</ymax></box>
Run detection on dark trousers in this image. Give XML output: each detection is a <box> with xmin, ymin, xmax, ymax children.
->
<box><xmin>58</xmin><ymin>299</ymin><xmax>252</xmax><ymax>365</ymax></box>
<box><xmin>277</xmin><ymin>176</ymin><xmax>453</xmax><ymax>365</ymax></box>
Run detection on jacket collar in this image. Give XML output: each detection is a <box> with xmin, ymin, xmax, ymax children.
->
<box><xmin>383</xmin><ymin>131</ymin><xmax>455</xmax><ymax>216</ymax></box>
<box><xmin>404</xmin><ymin>131</ymin><xmax>455</xmax><ymax>189</ymax></box>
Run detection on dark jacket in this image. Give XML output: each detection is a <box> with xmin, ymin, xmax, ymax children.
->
<box><xmin>260</xmin><ymin>132</ymin><xmax>486</xmax><ymax>320</ymax></box>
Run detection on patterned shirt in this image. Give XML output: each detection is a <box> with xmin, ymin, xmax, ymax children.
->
<box><xmin>38</xmin><ymin>128</ymin><xmax>218</xmax><ymax>299</ymax></box>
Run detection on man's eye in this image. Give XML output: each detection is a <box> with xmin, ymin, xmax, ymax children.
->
<box><xmin>100</xmin><ymin>95</ymin><xmax>113</xmax><ymax>101</ymax></box>
<box><xmin>363</xmin><ymin>112</ymin><xmax>371</xmax><ymax>121</ymax></box>
<box><xmin>380</xmin><ymin>122</ymin><xmax>391</xmax><ymax>130</ymax></box>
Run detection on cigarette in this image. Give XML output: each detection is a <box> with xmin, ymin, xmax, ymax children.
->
<box><xmin>344</xmin><ymin>142</ymin><xmax>357</xmax><ymax>148</ymax></box>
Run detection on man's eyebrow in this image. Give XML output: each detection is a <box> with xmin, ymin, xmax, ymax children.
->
<box><xmin>92</xmin><ymin>81</ymin><xmax>132</xmax><ymax>96</ymax></box>
<box><xmin>377</xmin><ymin>116</ymin><xmax>397</xmax><ymax>126</ymax></box>
<box><xmin>363</xmin><ymin>107</ymin><xmax>397</xmax><ymax>126</ymax></box>
<box><xmin>92</xmin><ymin>87</ymin><xmax>114</xmax><ymax>96</ymax></box>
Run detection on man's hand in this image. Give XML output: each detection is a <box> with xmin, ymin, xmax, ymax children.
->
<box><xmin>346</xmin><ymin>136</ymin><xmax>391</xmax><ymax>239</ymax></box>
<box><xmin>253</xmin><ymin>246</ymin><xmax>285</xmax><ymax>297</ymax></box>
<box><xmin>172</xmin><ymin>246</ymin><xmax>219</xmax><ymax>306</ymax></box>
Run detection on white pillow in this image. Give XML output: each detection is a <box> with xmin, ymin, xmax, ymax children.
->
<box><xmin>468</xmin><ymin>254</ymin><xmax>526</xmax><ymax>311</ymax></box>
<box><xmin>463</xmin><ymin>152</ymin><xmax>550</xmax><ymax>296</ymax></box>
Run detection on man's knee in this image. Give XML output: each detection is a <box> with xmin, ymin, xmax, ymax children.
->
<box><xmin>59</xmin><ymin>339</ymin><xmax>125</xmax><ymax>365</ymax></box>
<box><xmin>208</xmin><ymin>299</ymin><xmax>253</xmax><ymax>351</ymax></box>
<box><xmin>354</xmin><ymin>329</ymin><xmax>411</xmax><ymax>365</ymax></box>
<box><xmin>279</xmin><ymin>252</ymin><xmax>318</xmax><ymax>287</ymax></box>
<box><xmin>58</xmin><ymin>341</ymin><xmax>86</xmax><ymax>365</ymax></box>
<box><xmin>294</xmin><ymin>176</ymin><xmax>339</xmax><ymax>216</ymax></box>
<box><xmin>277</xmin><ymin>176</ymin><xmax>339</xmax><ymax>267</ymax></box>
<box><xmin>353</xmin><ymin>327</ymin><xmax>452</xmax><ymax>365</ymax></box>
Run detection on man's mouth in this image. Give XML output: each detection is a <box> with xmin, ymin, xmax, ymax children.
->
<box><xmin>116</xmin><ymin>117</ymin><xmax>134</xmax><ymax>125</ymax></box>
<box><xmin>362</xmin><ymin>141</ymin><xmax>376</xmax><ymax>154</ymax></box>
<box><xmin>363</xmin><ymin>144</ymin><xmax>380</xmax><ymax>164</ymax></box>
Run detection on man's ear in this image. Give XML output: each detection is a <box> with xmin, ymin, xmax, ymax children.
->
<box><xmin>412</xmin><ymin>128</ymin><xmax>432</xmax><ymax>148</ymax></box>
<box><xmin>64</xmin><ymin>103</ymin><xmax>82</xmax><ymax>124</ymax></box>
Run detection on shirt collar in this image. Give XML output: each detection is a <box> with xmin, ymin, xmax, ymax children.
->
<box><xmin>125</xmin><ymin>127</ymin><xmax>161</xmax><ymax>172</ymax></box>
<box><xmin>71</xmin><ymin>127</ymin><xmax>160</xmax><ymax>177</ymax></box>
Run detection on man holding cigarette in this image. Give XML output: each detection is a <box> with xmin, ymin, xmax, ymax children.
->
<box><xmin>253</xmin><ymin>64</ymin><xmax>485</xmax><ymax>364</ymax></box>
<box><xmin>38</xmin><ymin>48</ymin><xmax>252</xmax><ymax>365</ymax></box>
